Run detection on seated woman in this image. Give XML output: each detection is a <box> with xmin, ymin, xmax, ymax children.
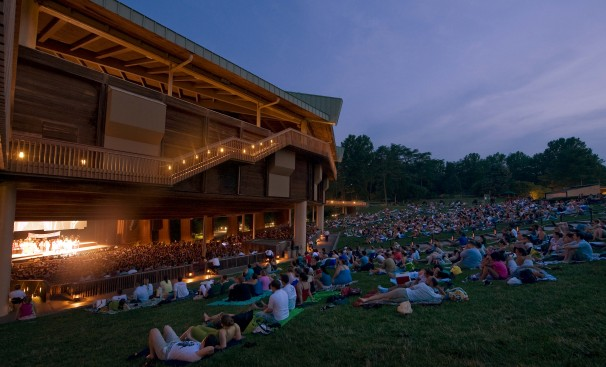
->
<box><xmin>332</xmin><ymin>259</ymin><xmax>353</xmax><ymax>286</ymax></box>
<box><xmin>295</xmin><ymin>272</ymin><xmax>315</xmax><ymax>305</ymax></box>
<box><xmin>507</xmin><ymin>246</ymin><xmax>534</xmax><ymax>275</ymax></box>
<box><xmin>314</xmin><ymin>265</ymin><xmax>332</xmax><ymax>290</ymax></box>
<box><xmin>147</xmin><ymin>325</ymin><xmax>214</xmax><ymax>363</ymax></box>
<box><xmin>244</xmin><ymin>273</ymin><xmax>264</xmax><ymax>296</ymax></box>
<box><xmin>17</xmin><ymin>296</ymin><xmax>36</xmax><ymax>321</ymax></box>
<box><xmin>479</xmin><ymin>251</ymin><xmax>508</xmax><ymax>282</ymax></box>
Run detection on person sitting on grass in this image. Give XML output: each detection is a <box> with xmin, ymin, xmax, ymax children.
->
<box><xmin>256</xmin><ymin>279</ymin><xmax>289</xmax><ymax>324</ymax></box>
<box><xmin>479</xmin><ymin>251</ymin><xmax>508</xmax><ymax>283</ymax></box>
<box><xmin>369</xmin><ymin>251</ymin><xmax>396</xmax><ymax>277</ymax></box>
<box><xmin>563</xmin><ymin>231</ymin><xmax>593</xmax><ymax>262</ymax></box>
<box><xmin>454</xmin><ymin>241</ymin><xmax>482</xmax><ymax>269</ymax></box>
<box><xmin>17</xmin><ymin>295</ymin><xmax>36</xmax><ymax>321</ymax></box>
<box><xmin>507</xmin><ymin>246</ymin><xmax>534</xmax><ymax>275</ymax></box>
<box><xmin>332</xmin><ymin>258</ymin><xmax>353</xmax><ymax>285</ymax></box>
<box><xmin>147</xmin><ymin>325</ymin><xmax>214</xmax><ymax>364</ymax></box>
<box><xmin>295</xmin><ymin>272</ymin><xmax>315</xmax><ymax>305</ymax></box>
<box><xmin>133</xmin><ymin>280</ymin><xmax>150</xmax><ymax>302</ymax></box>
<box><xmin>228</xmin><ymin>276</ymin><xmax>253</xmax><ymax>302</ymax></box>
<box><xmin>173</xmin><ymin>276</ymin><xmax>190</xmax><ymax>300</ymax></box>
<box><xmin>9</xmin><ymin>284</ymin><xmax>26</xmax><ymax>313</ymax></box>
<box><xmin>358</xmin><ymin>275</ymin><xmax>445</xmax><ymax>306</ymax></box>
<box><xmin>280</xmin><ymin>274</ymin><xmax>297</xmax><ymax>310</ymax></box>
<box><xmin>314</xmin><ymin>265</ymin><xmax>333</xmax><ymax>290</ymax></box>
<box><xmin>244</xmin><ymin>273</ymin><xmax>264</xmax><ymax>296</ymax></box>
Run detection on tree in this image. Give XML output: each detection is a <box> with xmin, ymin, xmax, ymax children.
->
<box><xmin>339</xmin><ymin>135</ymin><xmax>374</xmax><ymax>200</ymax></box>
<box><xmin>537</xmin><ymin>137</ymin><xmax>605</xmax><ymax>188</ymax></box>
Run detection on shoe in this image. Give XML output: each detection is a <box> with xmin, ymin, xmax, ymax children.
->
<box><xmin>377</xmin><ymin>285</ymin><xmax>388</xmax><ymax>293</ymax></box>
<box><xmin>259</xmin><ymin>324</ymin><xmax>272</xmax><ymax>333</ymax></box>
<box><xmin>483</xmin><ymin>280</ymin><xmax>491</xmax><ymax>286</ymax></box>
<box><xmin>252</xmin><ymin>326</ymin><xmax>269</xmax><ymax>335</ymax></box>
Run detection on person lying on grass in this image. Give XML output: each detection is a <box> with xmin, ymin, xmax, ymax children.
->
<box><xmin>181</xmin><ymin>314</ymin><xmax>242</xmax><ymax>350</ymax></box>
<box><xmin>358</xmin><ymin>275</ymin><xmax>445</xmax><ymax>306</ymax></box>
<box><xmin>147</xmin><ymin>325</ymin><xmax>214</xmax><ymax>363</ymax></box>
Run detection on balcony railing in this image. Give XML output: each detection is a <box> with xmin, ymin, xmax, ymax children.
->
<box><xmin>5</xmin><ymin>129</ymin><xmax>336</xmax><ymax>185</ymax></box>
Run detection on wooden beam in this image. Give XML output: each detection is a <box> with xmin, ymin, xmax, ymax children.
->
<box><xmin>37</xmin><ymin>18</ymin><xmax>66</xmax><ymax>43</ymax></box>
<box><xmin>70</xmin><ymin>33</ymin><xmax>101</xmax><ymax>51</ymax></box>
<box><xmin>96</xmin><ymin>45</ymin><xmax>128</xmax><ymax>59</ymax></box>
<box><xmin>124</xmin><ymin>57</ymin><xmax>156</xmax><ymax>67</ymax></box>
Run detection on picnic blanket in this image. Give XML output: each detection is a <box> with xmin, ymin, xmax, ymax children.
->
<box><xmin>85</xmin><ymin>298</ymin><xmax>163</xmax><ymax>314</ymax></box>
<box><xmin>208</xmin><ymin>291</ymin><xmax>271</xmax><ymax>306</ymax></box>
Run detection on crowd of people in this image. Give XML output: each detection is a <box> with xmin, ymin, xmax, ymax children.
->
<box><xmin>328</xmin><ymin>198</ymin><xmax>591</xmax><ymax>244</ymax></box>
<box><xmin>10</xmin><ymin>225</ymin><xmax>319</xmax><ymax>285</ymax></box>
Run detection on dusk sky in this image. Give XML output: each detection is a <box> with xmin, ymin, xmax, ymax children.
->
<box><xmin>120</xmin><ymin>0</ymin><xmax>606</xmax><ymax>162</ymax></box>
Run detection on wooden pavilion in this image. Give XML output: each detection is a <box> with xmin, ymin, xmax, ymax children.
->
<box><xmin>0</xmin><ymin>0</ymin><xmax>342</xmax><ymax>315</ymax></box>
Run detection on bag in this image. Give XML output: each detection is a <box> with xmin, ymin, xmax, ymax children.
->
<box><xmin>326</xmin><ymin>295</ymin><xmax>346</xmax><ymax>303</ymax></box>
<box><xmin>447</xmin><ymin>287</ymin><xmax>468</xmax><ymax>302</ymax></box>
<box><xmin>341</xmin><ymin>287</ymin><xmax>361</xmax><ymax>297</ymax></box>
<box><xmin>518</xmin><ymin>269</ymin><xmax>537</xmax><ymax>284</ymax></box>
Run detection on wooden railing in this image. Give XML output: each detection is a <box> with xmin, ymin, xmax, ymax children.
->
<box><xmin>5</xmin><ymin>129</ymin><xmax>336</xmax><ymax>185</ymax></box>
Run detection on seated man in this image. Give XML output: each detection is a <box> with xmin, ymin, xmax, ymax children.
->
<box><xmin>369</xmin><ymin>251</ymin><xmax>396</xmax><ymax>277</ymax></box>
<box><xmin>280</xmin><ymin>274</ymin><xmax>297</xmax><ymax>310</ymax></box>
<box><xmin>173</xmin><ymin>276</ymin><xmax>190</xmax><ymax>300</ymax></box>
<box><xmin>256</xmin><ymin>279</ymin><xmax>289</xmax><ymax>324</ymax></box>
<box><xmin>227</xmin><ymin>276</ymin><xmax>253</xmax><ymax>302</ymax></box>
<box><xmin>455</xmin><ymin>242</ymin><xmax>482</xmax><ymax>269</ymax></box>
<box><xmin>563</xmin><ymin>231</ymin><xmax>593</xmax><ymax>262</ymax></box>
<box><xmin>133</xmin><ymin>280</ymin><xmax>150</xmax><ymax>302</ymax></box>
<box><xmin>9</xmin><ymin>284</ymin><xmax>26</xmax><ymax>312</ymax></box>
<box><xmin>208</xmin><ymin>255</ymin><xmax>221</xmax><ymax>273</ymax></box>
<box><xmin>111</xmin><ymin>289</ymin><xmax>128</xmax><ymax>302</ymax></box>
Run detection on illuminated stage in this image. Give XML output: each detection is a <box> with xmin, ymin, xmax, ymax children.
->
<box><xmin>11</xmin><ymin>242</ymin><xmax>110</xmax><ymax>262</ymax></box>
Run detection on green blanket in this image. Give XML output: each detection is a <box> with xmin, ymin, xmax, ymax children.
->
<box><xmin>208</xmin><ymin>291</ymin><xmax>271</xmax><ymax>306</ymax></box>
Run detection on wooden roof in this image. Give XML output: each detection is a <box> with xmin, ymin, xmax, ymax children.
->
<box><xmin>34</xmin><ymin>0</ymin><xmax>340</xmax><ymax>158</ymax></box>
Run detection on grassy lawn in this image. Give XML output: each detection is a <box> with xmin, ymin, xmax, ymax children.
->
<box><xmin>2</xmin><ymin>260</ymin><xmax>605</xmax><ymax>367</ymax></box>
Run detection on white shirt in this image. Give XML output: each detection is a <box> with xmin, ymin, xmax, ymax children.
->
<box><xmin>282</xmin><ymin>283</ymin><xmax>296</xmax><ymax>310</ymax></box>
<box><xmin>174</xmin><ymin>281</ymin><xmax>189</xmax><ymax>299</ymax></box>
<box><xmin>9</xmin><ymin>289</ymin><xmax>26</xmax><ymax>300</ymax></box>
<box><xmin>268</xmin><ymin>289</ymin><xmax>289</xmax><ymax>321</ymax></box>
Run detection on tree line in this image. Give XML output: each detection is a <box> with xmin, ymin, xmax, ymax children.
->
<box><xmin>331</xmin><ymin>136</ymin><xmax>606</xmax><ymax>202</ymax></box>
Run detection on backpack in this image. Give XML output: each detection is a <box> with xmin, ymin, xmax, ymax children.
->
<box><xmin>447</xmin><ymin>287</ymin><xmax>469</xmax><ymax>302</ymax></box>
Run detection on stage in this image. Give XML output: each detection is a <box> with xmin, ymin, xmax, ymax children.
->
<box><xmin>11</xmin><ymin>242</ymin><xmax>110</xmax><ymax>262</ymax></box>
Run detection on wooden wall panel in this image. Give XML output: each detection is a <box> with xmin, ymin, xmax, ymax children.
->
<box><xmin>205</xmin><ymin>162</ymin><xmax>238</xmax><ymax>195</ymax></box>
<box><xmin>290</xmin><ymin>154</ymin><xmax>310</xmax><ymax>200</ymax></box>
<box><xmin>13</xmin><ymin>58</ymin><xmax>100</xmax><ymax>144</ymax></box>
<box><xmin>239</xmin><ymin>161</ymin><xmax>266</xmax><ymax>197</ymax></box>
<box><xmin>163</xmin><ymin>101</ymin><xmax>205</xmax><ymax>158</ymax></box>
<box><xmin>207</xmin><ymin>119</ymin><xmax>239</xmax><ymax>144</ymax></box>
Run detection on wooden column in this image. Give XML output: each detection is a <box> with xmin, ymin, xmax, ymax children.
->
<box><xmin>316</xmin><ymin>204</ymin><xmax>325</xmax><ymax>233</ymax></box>
<box><xmin>180</xmin><ymin>219</ymin><xmax>192</xmax><ymax>241</ymax></box>
<box><xmin>139</xmin><ymin>220</ymin><xmax>151</xmax><ymax>243</ymax></box>
<box><xmin>0</xmin><ymin>182</ymin><xmax>16</xmax><ymax>316</ymax></box>
<box><xmin>293</xmin><ymin>201</ymin><xmax>307</xmax><ymax>249</ymax></box>
<box><xmin>203</xmin><ymin>216</ymin><xmax>214</xmax><ymax>243</ymax></box>
<box><xmin>227</xmin><ymin>216</ymin><xmax>238</xmax><ymax>236</ymax></box>
<box><xmin>158</xmin><ymin>219</ymin><xmax>170</xmax><ymax>243</ymax></box>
